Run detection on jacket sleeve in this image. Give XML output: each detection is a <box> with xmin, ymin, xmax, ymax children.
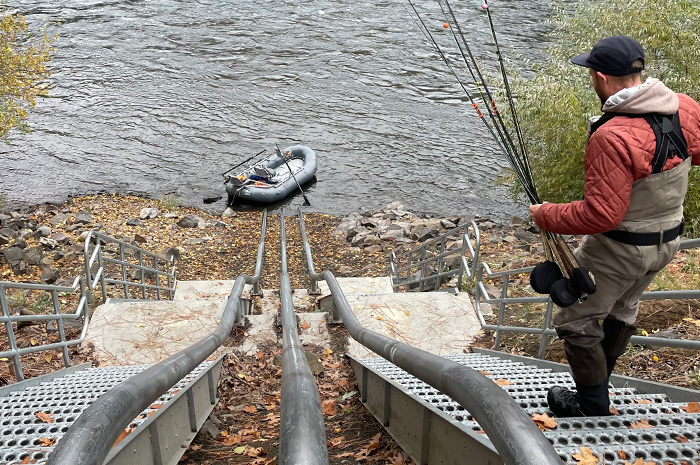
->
<box><xmin>678</xmin><ymin>94</ymin><xmax>700</xmax><ymax>166</ymax></box>
<box><xmin>534</xmin><ymin>130</ymin><xmax>633</xmax><ymax>235</ymax></box>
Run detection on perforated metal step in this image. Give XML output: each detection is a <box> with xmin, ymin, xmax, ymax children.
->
<box><xmin>0</xmin><ymin>361</ymin><xmax>217</xmax><ymax>465</ymax></box>
<box><xmin>355</xmin><ymin>352</ymin><xmax>700</xmax><ymax>465</ymax></box>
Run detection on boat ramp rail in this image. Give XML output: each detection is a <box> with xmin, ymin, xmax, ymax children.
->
<box><xmin>297</xmin><ymin>209</ymin><xmax>562</xmax><ymax>465</ymax></box>
<box><xmin>278</xmin><ymin>209</ymin><xmax>328</xmax><ymax>465</ymax></box>
<box><xmin>46</xmin><ymin>210</ymin><xmax>269</xmax><ymax>465</ymax></box>
<box><xmin>0</xmin><ymin>230</ymin><xmax>178</xmax><ymax>381</ymax></box>
<box><xmin>387</xmin><ymin>219</ymin><xmax>700</xmax><ymax>358</ymax></box>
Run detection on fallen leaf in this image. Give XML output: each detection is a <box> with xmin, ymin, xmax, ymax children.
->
<box><xmin>633</xmin><ymin>398</ymin><xmax>653</xmax><ymax>404</ymax></box>
<box><xmin>572</xmin><ymin>446</ymin><xmax>599</xmax><ymax>464</ymax></box>
<box><xmin>149</xmin><ymin>403</ymin><xmax>163</xmax><ymax>410</ymax></box>
<box><xmin>322</xmin><ymin>399</ymin><xmax>337</xmax><ymax>416</ymax></box>
<box><xmin>681</xmin><ymin>402</ymin><xmax>700</xmax><ymax>413</ymax></box>
<box><xmin>246</xmin><ymin>446</ymin><xmax>266</xmax><ymax>457</ymax></box>
<box><xmin>495</xmin><ymin>379</ymin><xmax>513</xmax><ymax>386</ymax></box>
<box><xmin>191</xmin><ymin>444</ymin><xmax>201</xmax><ymax>451</ymax></box>
<box><xmin>243</xmin><ymin>405</ymin><xmax>258</xmax><ymax>414</ymax></box>
<box><xmin>356</xmin><ymin>432</ymin><xmax>382</xmax><ymax>458</ymax></box>
<box><xmin>329</xmin><ymin>436</ymin><xmax>345</xmax><ymax>446</ymax></box>
<box><xmin>19</xmin><ymin>458</ymin><xmax>37</xmax><ymax>464</ymax></box>
<box><xmin>630</xmin><ymin>419</ymin><xmax>653</xmax><ymax>429</ymax></box>
<box><xmin>300</xmin><ymin>321</ymin><xmax>311</xmax><ymax>330</ymax></box>
<box><xmin>112</xmin><ymin>427</ymin><xmax>134</xmax><ymax>448</ymax></box>
<box><xmin>39</xmin><ymin>437</ymin><xmax>56</xmax><ymax>446</ymax></box>
<box><xmin>35</xmin><ymin>412</ymin><xmax>54</xmax><ymax>424</ymax></box>
<box><xmin>675</xmin><ymin>435</ymin><xmax>689</xmax><ymax>443</ymax></box>
<box><xmin>234</xmin><ymin>446</ymin><xmax>246</xmax><ymax>454</ymax></box>
<box><xmin>221</xmin><ymin>434</ymin><xmax>242</xmax><ymax>446</ymax></box>
<box><xmin>479</xmin><ymin>370</ymin><xmax>492</xmax><ymax>376</ymax></box>
<box><xmin>531</xmin><ymin>413</ymin><xmax>557</xmax><ymax>431</ymax></box>
<box><xmin>623</xmin><ymin>459</ymin><xmax>657</xmax><ymax>465</ymax></box>
<box><xmin>618</xmin><ymin>451</ymin><xmax>627</xmax><ymax>460</ymax></box>
<box><xmin>610</xmin><ymin>407</ymin><xmax>620</xmax><ymax>415</ymax></box>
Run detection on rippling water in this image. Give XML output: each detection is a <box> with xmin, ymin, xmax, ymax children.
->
<box><xmin>1</xmin><ymin>0</ymin><xmax>554</xmax><ymax>221</ymax></box>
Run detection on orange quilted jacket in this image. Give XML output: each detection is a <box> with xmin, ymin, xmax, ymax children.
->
<box><xmin>534</xmin><ymin>80</ymin><xmax>700</xmax><ymax>235</ymax></box>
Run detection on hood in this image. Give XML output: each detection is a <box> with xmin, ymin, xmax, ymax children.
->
<box><xmin>602</xmin><ymin>77</ymin><xmax>679</xmax><ymax>115</ymax></box>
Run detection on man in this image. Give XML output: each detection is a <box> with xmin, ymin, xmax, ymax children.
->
<box><xmin>529</xmin><ymin>36</ymin><xmax>700</xmax><ymax>417</ymax></box>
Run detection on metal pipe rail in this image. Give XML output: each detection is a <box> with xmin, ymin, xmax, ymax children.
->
<box><xmin>84</xmin><ymin>230</ymin><xmax>177</xmax><ymax>302</ymax></box>
<box><xmin>297</xmin><ymin>210</ymin><xmax>562</xmax><ymax>465</ymax></box>
<box><xmin>475</xmin><ymin>237</ymin><xmax>700</xmax><ymax>359</ymax></box>
<box><xmin>46</xmin><ymin>210</ymin><xmax>269</xmax><ymax>465</ymax></box>
<box><xmin>388</xmin><ymin>220</ymin><xmax>480</xmax><ymax>292</ymax></box>
<box><xmin>278</xmin><ymin>209</ymin><xmax>329</xmax><ymax>465</ymax></box>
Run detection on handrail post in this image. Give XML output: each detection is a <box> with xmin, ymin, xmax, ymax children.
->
<box><xmin>0</xmin><ymin>285</ymin><xmax>23</xmax><ymax>381</ymax></box>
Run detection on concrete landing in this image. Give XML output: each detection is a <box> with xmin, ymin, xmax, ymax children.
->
<box><xmin>84</xmin><ymin>300</ymin><xmax>225</xmax><ymax>365</ymax></box>
<box><xmin>342</xmin><ymin>292</ymin><xmax>479</xmax><ymax>359</ymax></box>
<box><xmin>318</xmin><ymin>276</ymin><xmax>394</xmax><ymax>298</ymax></box>
<box><xmin>174</xmin><ymin>280</ymin><xmax>236</xmax><ymax>300</ymax></box>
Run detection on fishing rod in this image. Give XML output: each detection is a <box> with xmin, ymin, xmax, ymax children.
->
<box><xmin>403</xmin><ymin>0</ymin><xmax>594</xmax><ymax>305</ymax></box>
<box><xmin>275</xmin><ymin>143</ymin><xmax>311</xmax><ymax>206</ymax></box>
<box><xmin>404</xmin><ymin>0</ymin><xmax>540</xmax><ymax>205</ymax></box>
<box><xmin>221</xmin><ymin>149</ymin><xmax>267</xmax><ymax>178</ymax></box>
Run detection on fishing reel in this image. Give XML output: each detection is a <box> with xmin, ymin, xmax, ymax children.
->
<box><xmin>530</xmin><ymin>262</ymin><xmax>596</xmax><ymax>307</ymax></box>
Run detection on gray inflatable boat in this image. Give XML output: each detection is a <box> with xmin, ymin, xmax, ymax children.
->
<box><xmin>224</xmin><ymin>145</ymin><xmax>317</xmax><ymax>205</ymax></box>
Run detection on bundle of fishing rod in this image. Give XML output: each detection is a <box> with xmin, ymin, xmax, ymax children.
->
<box><xmin>404</xmin><ymin>0</ymin><xmax>595</xmax><ymax>306</ymax></box>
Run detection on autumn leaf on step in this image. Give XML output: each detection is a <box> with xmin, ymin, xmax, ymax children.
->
<box><xmin>39</xmin><ymin>437</ymin><xmax>56</xmax><ymax>447</ymax></box>
<box><xmin>300</xmin><ymin>321</ymin><xmax>311</xmax><ymax>330</ymax></box>
<box><xmin>221</xmin><ymin>434</ymin><xmax>242</xmax><ymax>446</ymax></box>
<box><xmin>680</xmin><ymin>402</ymin><xmax>700</xmax><ymax>413</ymax></box>
<box><xmin>35</xmin><ymin>412</ymin><xmax>54</xmax><ymax>423</ymax></box>
<box><xmin>246</xmin><ymin>446</ymin><xmax>266</xmax><ymax>457</ymax></box>
<box><xmin>495</xmin><ymin>379</ymin><xmax>513</xmax><ymax>386</ymax></box>
<box><xmin>617</xmin><ymin>451</ymin><xmax>627</xmax><ymax>460</ymax></box>
<box><xmin>531</xmin><ymin>413</ymin><xmax>557</xmax><ymax>431</ymax></box>
<box><xmin>322</xmin><ymin>399</ymin><xmax>337</xmax><ymax>416</ymax></box>
<box><xmin>675</xmin><ymin>435</ymin><xmax>689</xmax><ymax>443</ymax></box>
<box><xmin>610</xmin><ymin>407</ymin><xmax>620</xmax><ymax>415</ymax></box>
<box><xmin>243</xmin><ymin>405</ymin><xmax>258</xmax><ymax>414</ymax></box>
<box><xmin>572</xmin><ymin>446</ymin><xmax>599</xmax><ymax>464</ymax></box>
<box><xmin>479</xmin><ymin>370</ymin><xmax>492</xmax><ymax>376</ymax></box>
<box><xmin>633</xmin><ymin>398</ymin><xmax>653</xmax><ymax>404</ymax></box>
<box><xmin>112</xmin><ymin>427</ymin><xmax>134</xmax><ymax>448</ymax></box>
<box><xmin>630</xmin><ymin>419</ymin><xmax>653</xmax><ymax>429</ymax></box>
<box><xmin>19</xmin><ymin>458</ymin><xmax>36</xmax><ymax>464</ymax></box>
<box><xmin>355</xmin><ymin>432</ymin><xmax>382</xmax><ymax>458</ymax></box>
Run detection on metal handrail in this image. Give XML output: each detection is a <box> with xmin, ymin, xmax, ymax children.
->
<box><xmin>298</xmin><ymin>210</ymin><xmax>562</xmax><ymax>465</ymax></box>
<box><xmin>46</xmin><ymin>210</ymin><xmax>268</xmax><ymax>465</ymax></box>
<box><xmin>279</xmin><ymin>209</ymin><xmax>328</xmax><ymax>465</ymax></box>
<box><xmin>0</xmin><ymin>231</ymin><xmax>180</xmax><ymax>381</ymax></box>
<box><xmin>388</xmin><ymin>220</ymin><xmax>480</xmax><ymax>292</ymax></box>
<box><xmin>474</xmin><ymin>236</ymin><xmax>700</xmax><ymax>359</ymax></box>
<box><xmin>84</xmin><ymin>230</ymin><xmax>177</xmax><ymax>302</ymax></box>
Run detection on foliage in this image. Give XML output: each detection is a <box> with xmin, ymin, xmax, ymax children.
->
<box><xmin>508</xmin><ymin>0</ymin><xmax>700</xmax><ymax>236</ymax></box>
<box><xmin>0</xmin><ymin>5</ymin><xmax>54</xmax><ymax>140</ymax></box>
<box><xmin>158</xmin><ymin>194</ymin><xmax>181</xmax><ymax>211</ymax></box>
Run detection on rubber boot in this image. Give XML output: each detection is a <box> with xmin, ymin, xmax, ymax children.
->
<box><xmin>576</xmin><ymin>381</ymin><xmax>610</xmax><ymax>416</ymax></box>
<box><xmin>600</xmin><ymin>319</ymin><xmax>636</xmax><ymax>379</ymax></box>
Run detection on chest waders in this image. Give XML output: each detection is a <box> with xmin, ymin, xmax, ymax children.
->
<box><xmin>548</xmin><ymin>111</ymin><xmax>690</xmax><ymax>418</ymax></box>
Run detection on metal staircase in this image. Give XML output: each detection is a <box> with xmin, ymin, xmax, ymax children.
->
<box><xmin>351</xmin><ymin>349</ymin><xmax>700</xmax><ymax>464</ymax></box>
<box><xmin>0</xmin><ymin>360</ymin><xmax>220</xmax><ymax>465</ymax></box>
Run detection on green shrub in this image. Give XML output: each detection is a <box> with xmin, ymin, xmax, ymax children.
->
<box><xmin>509</xmin><ymin>0</ymin><xmax>700</xmax><ymax>236</ymax></box>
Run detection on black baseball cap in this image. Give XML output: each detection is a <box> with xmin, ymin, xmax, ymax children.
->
<box><xmin>571</xmin><ymin>36</ymin><xmax>645</xmax><ymax>76</ymax></box>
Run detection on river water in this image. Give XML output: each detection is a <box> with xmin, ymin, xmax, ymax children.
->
<box><xmin>1</xmin><ymin>0</ymin><xmax>554</xmax><ymax>220</ymax></box>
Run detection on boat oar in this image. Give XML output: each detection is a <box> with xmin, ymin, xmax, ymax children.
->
<box><xmin>221</xmin><ymin>149</ymin><xmax>266</xmax><ymax>178</ymax></box>
<box><xmin>275</xmin><ymin>143</ymin><xmax>311</xmax><ymax>206</ymax></box>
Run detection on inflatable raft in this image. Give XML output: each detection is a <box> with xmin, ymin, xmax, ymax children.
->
<box><xmin>224</xmin><ymin>145</ymin><xmax>317</xmax><ymax>205</ymax></box>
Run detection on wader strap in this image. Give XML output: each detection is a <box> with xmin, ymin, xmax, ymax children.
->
<box><xmin>602</xmin><ymin>221</ymin><xmax>684</xmax><ymax>246</ymax></box>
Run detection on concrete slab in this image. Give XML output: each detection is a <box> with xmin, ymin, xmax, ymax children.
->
<box><xmin>84</xmin><ymin>300</ymin><xmax>225</xmax><ymax>365</ymax></box>
<box><xmin>298</xmin><ymin>312</ymin><xmax>330</xmax><ymax>347</ymax></box>
<box><xmin>318</xmin><ymin>276</ymin><xmax>394</xmax><ymax>298</ymax></box>
<box><xmin>256</xmin><ymin>289</ymin><xmax>318</xmax><ymax>314</ymax></box>
<box><xmin>174</xmin><ymin>280</ymin><xmax>235</xmax><ymax>301</ymax></box>
<box><xmin>345</xmin><ymin>292</ymin><xmax>479</xmax><ymax>359</ymax></box>
<box><xmin>239</xmin><ymin>314</ymin><xmax>278</xmax><ymax>355</ymax></box>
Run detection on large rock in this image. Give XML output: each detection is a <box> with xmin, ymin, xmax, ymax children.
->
<box><xmin>125</xmin><ymin>218</ymin><xmax>143</xmax><ymax>227</ymax></box>
<box><xmin>2</xmin><ymin>246</ymin><xmax>25</xmax><ymax>263</ymax></box>
<box><xmin>140</xmin><ymin>208</ymin><xmax>160</xmax><ymax>220</ymax></box>
<box><xmin>40</xmin><ymin>267</ymin><xmax>60</xmax><ymax>284</ymax></box>
<box><xmin>50</xmin><ymin>213</ymin><xmax>70</xmax><ymax>227</ymax></box>
<box><xmin>0</xmin><ymin>227</ymin><xmax>17</xmax><ymax>245</ymax></box>
<box><xmin>25</xmin><ymin>247</ymin><xmax>43</xmax><ymax>266</ymax></box>
<box><xmin>74</xmin><ymin>210</ymin><xmax>93</xmax><ymax>224</ymax></box>
<box><xmin>177</xmin><ymin>215</ymin><xmax>203</xmax><ymax>228</ymax></box>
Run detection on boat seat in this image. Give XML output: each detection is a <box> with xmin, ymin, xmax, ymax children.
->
<box><xmin>228</xmin><ymin>176</ymin><xmax>245</xmax><ymax>186</ymax></box>
<box><xmin>254</xmin><ymin>167</ymin><xmax>276</xmax><ymax>178</ymax></box>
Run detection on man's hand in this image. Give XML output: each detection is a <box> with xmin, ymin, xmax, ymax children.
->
<box><xmin>529</xmin><ymin>204</ymin><xmax>542</xmax><ymax>222</ymax></box>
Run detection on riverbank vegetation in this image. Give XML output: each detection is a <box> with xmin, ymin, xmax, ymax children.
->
<box><xmin>509</xmin><ymin>0</ymin><xmax>700</xmax><ymax>236</ymax></box>
<box><xmin>0</xmin><ymin>4</ymin><xmax>54</xmax><ymax>140</ymax></box>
